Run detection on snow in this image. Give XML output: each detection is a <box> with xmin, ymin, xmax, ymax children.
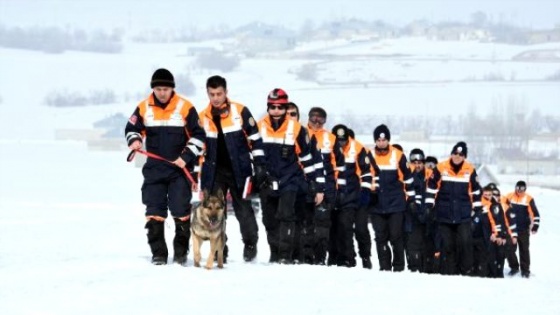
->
<box><xmin>1</xmin><ymin>11</ymin><xmax>560</xmax><ymax>314</ymax></box>
<box><xmin>1</xmin><ymin>139</ymin><xmax>560</xmax><ymax>314</ymax></box>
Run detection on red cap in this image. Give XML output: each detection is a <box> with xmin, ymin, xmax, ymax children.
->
<box><xmin>267</xmin><ymin>88</ymin><xmax>289</xmax><ymax>105</ymax></box>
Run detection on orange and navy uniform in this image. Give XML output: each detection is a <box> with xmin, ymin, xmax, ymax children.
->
<box><xmin>338</xmin><ymin>138</ymin><xmax>373</xmax><ymax>208</ymax></box>
<box><xmin>409</xmin><ymin>165</ymin><xmax>433</xmax><ymax>222</ymax></box>
<box><xmin>501</xmin><ymin>197</ymin><xmax>518</xmax><ymax>238</ymax></box>
<box><xmin>505</xmin><ymin>192</ymin><xmax>540</xmax><ymax>233</ymax></box>
<box><xmin>371</xmin><ymin>145</ymin><xmax>415</xmax><ymax>214</ymax></box>
<box><xmin>481</xmin><ymin>197</ymin><xmax>506</xmax><ymax>239</ymax></box>
<box><xmin>198</xmin><ymin>101</ymin><xmax>265</xmax><ymax>191</ymax></box>
<box><xmin>258</xmin><ymin>116</ymin><xmax>316</xmax><ymax>194</ymax></box>
<box><xmin>125</xmin><ymin>92</ymin><xmax>205</xmax><ymax>170</ymax></box>
<box><xmin>425</xmin><ymin>159</ymin><xmax>482</xmax><ymax>224</ymax></box>
<box><xmin>308</xmin><ymin>127</ymin><xmax>347</xmax><ymax>203</ymax></box>
<box><xmin>302</xmin><ymin>128</ymin><xmax>326</xmax><ymax>196</ymax></box>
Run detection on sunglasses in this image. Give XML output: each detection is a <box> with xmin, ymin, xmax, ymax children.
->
<box><xmin>452</xmin><ymin>152</ymin><xmax>465</xmax><ymax>157</ymax></box>
<box><xmin>268</xmin><ymin>104</ymin><xmax>286</xmax><ymax>110</ymax></box>
<box><xmin>425</xmin><ymin>162</ymin><xmax>436</xmax><ymax>168</ymax></box>
<box><xmin>287</xmin><ymin>111</ymin><xmax>298</xmax><ymax>117</ymax></box>
<box><xmin>410</xmin><ymin>154</ymin><xmax>425</xmax><ymax>162</ymax></box>
<box><xmin>309</xmin><ymin>116</ymin><xmax>326</xmax><ymax>124</ymax></box>
<box><xmin>516</xmin><ymin>186</ymin><xmax>526</xmax><ymax>191</ymax></box>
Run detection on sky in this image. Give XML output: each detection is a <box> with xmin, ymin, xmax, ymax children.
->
<box><xmin>0</xmin><ymin>0</ymin><xmax>559</xmax><ymax>31</ymax></box>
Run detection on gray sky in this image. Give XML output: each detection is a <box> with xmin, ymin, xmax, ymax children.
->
<box><xmin>1</xmin><ymin>0</ymin><xmax>558</xmax><ymax>30</ymax></box>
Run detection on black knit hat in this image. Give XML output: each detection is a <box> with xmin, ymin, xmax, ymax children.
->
<box><xmin>332</xmin><ymin>124</ymin><xmax>349</xmax><ymax>141</ymax></box>
<box><xmin>308</xmin><ymin>107</ymin><xmax>327</xmax><ymax>119</ymax></box>
<box><xmin>425</xmin><ymin>156</ymin><xmax>438</xmax><ymax>165</ymax></box>
<box><xmin>373</xmin><ymin>124</ymin><xmax>391</xmax><ymax>141</ymax></box>
<box><xmin>409</xmin><ymin>148</ymin><xmax>425</xmax><ymax>162</ymax></box>
<box><xmin>151</xmin><ymin>68</ymin><xmax>175</xmax><ymax>88</ymax></box>
<box><xmin>515</xmin><ymin>180</ymin><xmax>527</xmax><ymax>188</ymax></box>
<box><xmin>451</xmin><ymin>141</ymin><xmax>468</xmax><ymax>157</ymax></box>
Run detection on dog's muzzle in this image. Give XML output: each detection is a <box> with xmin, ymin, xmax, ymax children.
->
<box><xmin>209</xmin><ymin>216</ymin><xmax>220</xmax><ymax>228</ymax></box>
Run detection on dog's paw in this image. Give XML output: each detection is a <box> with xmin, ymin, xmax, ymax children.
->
<box><xmin>205</xmin><ymin>264</ymin><xmax>214</xmax><ymax>270</ymax></box>
<box><xmin>218</xmin><ymin>263</ymin><xmax>224</xmax><ymax>269</ymax></box>
<box><xmin>194</xmin><ymin>261</ymin><xmax>201</xmax><ymax>267</ymax></box>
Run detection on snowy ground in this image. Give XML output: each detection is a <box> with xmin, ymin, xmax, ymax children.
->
<box><xmin>0</xmin><ymin>140</ymin><xmax>559</xmax><ymax>315</ymax></box>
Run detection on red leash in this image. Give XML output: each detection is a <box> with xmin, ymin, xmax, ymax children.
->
<box><xmin>127</xmin><ymin>149</ymin><xmax>196</xmax><ymax>185</ymax></box>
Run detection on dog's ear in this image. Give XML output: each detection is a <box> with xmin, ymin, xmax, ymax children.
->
<box><xmin>216</xmin><ymin>188</ymin><xmax>225</xmax><ymax>201</ymax></box>
<box><xmin>202</xmin><ymin>189</ymin><xmax>209</xmax><ymax>202</ymax></box>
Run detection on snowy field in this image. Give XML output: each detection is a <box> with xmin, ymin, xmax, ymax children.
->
<box><xmin>0</xmin><ymin>140</ymin><xmax>559</xmax><ymax>315</ymax></box>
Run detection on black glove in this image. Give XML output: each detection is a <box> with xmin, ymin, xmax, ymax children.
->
<box><xmin>254</xmin><ymin>164</ymin><xmax>267</xmax><ymax>189</ymax></box>
<box><xmin>335</xmin><ymin>190</ymin><xmax>346</xmax><ymax>207</ymax></box>
<box><xmin>531</xmin><ymin>223</ymin><xmax>539</xmax><ymax>233</ymax></box>
<box><xmin>308</xmin><ymin>180</ymin><xmax>317</xmax><ymax>197</ymax></box>
<box><xmin>473</xmin><ymin>206</ymin><xmax>483</xmax><ymax>216</ymax></box>
<box><xmin>425</xmin><ymin>204</ymin><xmax>434</xmax><ymax>220</ymax></box>
<box><xmin>407</xmin><ymin>200</ymin><xmax>418</xmax><ymax>215</ymax></box>
<box><xmin>359</xmin><ymin>188</ymin><xmax>371</xmax><ymax>206</ymax></box>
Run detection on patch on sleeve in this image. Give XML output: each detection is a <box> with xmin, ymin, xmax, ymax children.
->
<box><xmin>128</xmin><ymin>114</ymin><xmax>138</xmax><ymax>125</ymax></box>
<box><xmin>305</xmin><ymin>133</ymin><xmax>310</xmax><ymax>144</ymax></box>
<box><xmin>365</xmin><ymin>156</ymin><xmax>370</xmax><ymax>164</ymax></box>
<box><xmin>249</xmin><ymin>117</ymin><xmax>256</xmax><ymax>127</ymax></box>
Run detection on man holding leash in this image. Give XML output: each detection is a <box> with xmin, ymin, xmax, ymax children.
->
<box><xmin>125</xmin><ymin>68</ymin><xmax>206</xmax><ymax>265</ymax></box>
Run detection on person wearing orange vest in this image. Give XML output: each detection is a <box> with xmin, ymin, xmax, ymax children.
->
<box><xmin>198</xmin><ymin>75</ymin><xmax>266</xmax><ymax>263</ymax></box>
<box><xmin>407</xmin><ymin>148</ymin><xmax>434</xmax><ymax>273</ymax></box>
<box><xmin>330</xmin><ymin>124</ymin><xmax>373</xmax><ymax>268</ymax></box>
<box><xmin>473</xmin><ymin>184</ymin><xmax>502</xmax><ymax>277</ymax></box>
<box><xmin>481</xmin><ymin>185</ymin><xmax>509</xmax><ymax>278</ymax></box>
<box><xmin>370</xmin><ymin>124</ymin><xmax>415</xmax><ymax>272</ymax></box>
<box><xmin>125</xmin><ymin>68</ymin><xmax>206</xmax><ymax>265</ymax></box>
<box><xmin>348</xmin><ymin>127</ymin><xmax>375</xmax><ymax>269</ymax></box>
<box><xmin>425</xmin><ymin>141</ymin><xmax>482</xmax><ymax>276</ymax></box>
<box><xmin>505</xmin><ymin>180</ymin><xmax>540</xmax><ymax>278</ymax></box>
<box><xmin>306</xmin><ymin>107</ymin><xmax>348</xmax><ymax>266</ymax></box>
<box><xmin>284</xmin><ymin>102</ymin><xmax>326</xmax><ymax>264</ymax></box>
<box><xmin>258</xmin><ymin>88</ymin><xmax>318</xmax><ymax>264</ymax></box>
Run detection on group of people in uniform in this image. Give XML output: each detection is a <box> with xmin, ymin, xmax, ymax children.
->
<box><xmin>124</xmin><ymin>69</ymin><xmax>541</xmax><ymax>278</ymax></box>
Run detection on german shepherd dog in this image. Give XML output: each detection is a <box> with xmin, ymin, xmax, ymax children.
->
<box><xmin>191</xmin><ymin>189</ymin><xmax>226</xmax><ymax>269</ymax></box>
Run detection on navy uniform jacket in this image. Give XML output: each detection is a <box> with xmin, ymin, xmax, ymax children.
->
<box><xmin>198</xmin><ymin>101</ymin><xmax>265</xmax><ymax>191</ymax></box>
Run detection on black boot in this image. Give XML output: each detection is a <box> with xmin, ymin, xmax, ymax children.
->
<box><xmin>362</xmin><ymin>257</ymin><xmax>373</xmax><ymax>269</ymax></box>
<box><xmin>269</xmin><ymin>246</ymin><xmax>279</xmax><ymax>263</ymax></box>
<box><xmin>243</xmin><ymin>244</ymin><xmax>257</xmax><ymax>262</ymax></box>
<box><xmin>278</xmin><ymin>222</ymin><xmax>295</xmax><ymax>264</ymax></box>
<box><xmin>145</xmin><ymin>219</ymin><xmax>168</xmax><ymax>265</ymax></box>
<box><xmin>173</xmin><ymin>218</ymin><xmax>190</xmax><ymax>266</ymax></box>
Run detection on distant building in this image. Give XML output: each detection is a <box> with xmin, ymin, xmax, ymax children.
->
<box><xmin>426</xmin><ymin>24</ymin><xmax>491</xmax><ymax>41</ymax></box>
<box><xmin>525</xmin><ymin>29</ymin><xmax>560</xmax><ymax>44</ymax></box>
<box><xmin>234</xmin><ymin>22</ymin><xmax>296</xmax><ymax>55</ymax></box>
